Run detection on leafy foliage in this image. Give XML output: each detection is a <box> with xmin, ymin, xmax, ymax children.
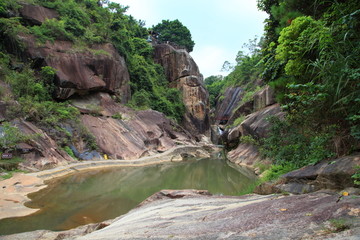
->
<box><xmin>260</xmin><ymin>116</ymin><xmax>335</xmax><ymax>167</ymax></box>
<box><xmin>352</xmin><ymin>166</ymin><xmax>360</xmax><ymax>185</ymax></box>
<box><xmin>257</xmin><ymin>0</ymin><xmax>360</xmax><ymax>166</ymax></box>
<box><xmin>152</xmin><ymin>19</ymin><xmax>195</xmax><ymax>52</ymax></box>
<box><xmin>204</xmin><ymin>75</ymin><xmax>225</xmax><ymax>108</ymax></box>
<box><xmin>0</xmin><ymin>122</ymin><xmax>33</xmax><ymax>151</ymax></box>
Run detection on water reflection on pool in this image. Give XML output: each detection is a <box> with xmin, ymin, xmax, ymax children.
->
<box><xmin>0</xmin><ymin>157</ymin><xmax>256</xmax><ymax>235</ymax></box>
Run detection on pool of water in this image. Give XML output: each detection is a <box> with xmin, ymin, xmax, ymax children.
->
<box><xmin>0</xmin><ymin>157</ymin><xmax>256</xmax><ymax>235</ymax></box>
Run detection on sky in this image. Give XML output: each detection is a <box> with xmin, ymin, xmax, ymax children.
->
<box><xmin>114</xmin><ymin>0</ymin><xmax>268</xmax><ymax>78</ymax></box>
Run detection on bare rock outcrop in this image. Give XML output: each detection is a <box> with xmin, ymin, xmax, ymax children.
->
<box><xmin>19</xmin><ymin>4</ymin><xmax>59</xmax><ymax>25</ymax></box>
<box><xmin>224</xmin><ymin>104</ymin><xmax>284</xmax><ymax>168</ymax></box>
<box><xmin>259</xmin><ymin>153</ymin><xmax>360</xmax><ymax>195</ymax></box>
<box><xmin>20</xmin><ymin>36</ymin><xmax>131</xmax><ymax>102</ymax></box>
<box><xmin>73</xmin><ymin>93</ymin><xmax>195</xmax><ymax>160</ymax></box>
<box><xmin>80</xmin><ymin>192</ymin><xmax>360</xmax><ymax>240</ymax></box>
<box><xmin>154</xmin><ymin>44</ymin><xmax>210</xmax><ymax>136</ymax></box>
<box><xmin>227</xmin><ymin>143</ymin><xmax>270</xmax><ymax>170</ymax></box>
<box><xmin>240</xmin><ymin>103</ymin><xmax>284</xmax><ymax>140</ymax></box>
<box><xmin>14</xmin><ymin>120</ymin><xmax>75</xmax><ymax>170</ymax></box>
<box><xmin>253</xmin><ymin>85</ymin><xmax>276</xmax><ymax>111</ymax></box>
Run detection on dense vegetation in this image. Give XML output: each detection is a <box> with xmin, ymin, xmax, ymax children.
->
<box><xmin>206</xmin><ymin>0</ymin><xmax>360</xmax><ymax>179</ymax></box>
<box><xmin>258</xmin><ymin>0</ymin><xmax>360</xmax><ymax>175</ymax></box>
<box><xmin>0</xmin><ymin>0</ymin><xmax>190</xmax><ymax>170</ymax></box>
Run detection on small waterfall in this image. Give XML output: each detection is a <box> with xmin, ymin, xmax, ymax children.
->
<box><xmin>217</xmin><ymin>126</ymin><xmax>224</xmax><ymax>136</ymax></box>
<box><xmin>222</xmin><ymin>87</ymin><xmax>242</xmax><ymax>118</ymax></box>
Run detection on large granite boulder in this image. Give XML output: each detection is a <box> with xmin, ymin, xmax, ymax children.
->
<box><xmin>154</xmin><ymin>44</ymin><xmax>201</xmax><ymax>82</ymax></box>
<box><xmin>73</xmin><ymin>93</ymin><xmax>195</xmax><ymax>159</ymax></box>
<box><xmin>20</xmin><ymin>35</ymin><xmax>130</xmax><ymax>102</ymax></box>
<box><xmin>240</xmin><ymin>103</ymin><xmax>284</xmax><ymax>139</ymax></box>
<box><xmin>79</xmin><ymin>191</ymin><xmax>360</xmax><ymax>240</ymax></box>
<box><xmin>154</xmin><ymin>44</ymin><xmax>210</xmax><ymax>136</ymax></box>
<box><xmin>227</xmin><ymin>143</ymin><xmax>269</xmax><ymax>170</ymax></box>
<box><xmin>255</xmin><ymin>154</ymin><xmax>360</xmax><ymax>195</ymax></box>
<box><xmin>226</xmin><ymin>99</ymin><xmax>254</xmax><ymax>126</ymax></box>
<box><xmin>253</xmin><ymin>85</ymin><xmax>276</xmax><ymax>111</ymax></box>
<box><xmin>278</xmin><ymin>154</ymin><xmax>360</xmax><ymax>194</ymax></box>
<box><xmin>19</xmin><ymin>4</ymin><xmax>59</xmax><ymax>25</ymax></box>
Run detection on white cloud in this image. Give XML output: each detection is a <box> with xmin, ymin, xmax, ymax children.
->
<box><xmin>115</xmin><ymin>0</ymin><xmax>159</xmax><ymax>26</ymax></box>
<box><xmin>191</xmin><ymin>45</ymin><xmax>233</xmax><ymax>78</ymax></box>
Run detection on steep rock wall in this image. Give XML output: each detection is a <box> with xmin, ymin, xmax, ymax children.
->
<box><xmin>154</xmin><ymin>44</ymin><xmax>210</xmax><ymax>137</ymax></box>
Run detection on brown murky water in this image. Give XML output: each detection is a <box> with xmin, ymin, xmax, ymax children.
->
<box><xmin>0</xmin><ymin>157</ymin><xmax>256</xmax><ymax>235</ymax></box>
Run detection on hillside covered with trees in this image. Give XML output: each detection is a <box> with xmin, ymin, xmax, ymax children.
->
<box><xmin>0</xmin><ymin>0</ymin><xmax>201</xmax><ymax>174</ymax></box>
<box><xmin>0</xmin><ymin>0</ymin><xmax>196</xmax><ymax>122</ymax></box>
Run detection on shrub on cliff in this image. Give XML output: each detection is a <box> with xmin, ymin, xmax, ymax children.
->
<box><xmin>0</xmin><ymin>122</ymin><xmax>32</xmax><ymax>152</ymax></box>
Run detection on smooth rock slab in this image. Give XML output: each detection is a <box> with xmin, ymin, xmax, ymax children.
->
<box><xmin>74</xmin><ymin>190</ymin><xmax>360</xmax><ymax>240</ymax></box>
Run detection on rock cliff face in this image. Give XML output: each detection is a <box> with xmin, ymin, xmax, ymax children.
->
<box><xmin>16</xmin><ymin>4</ymin><xmax>131</xmax><ymax>102</ymax></box>
<box><xmin>75</xmin><ymin>93</ymin><xmax>195</xmax><ymax>160</ymax></box>
<box><xmin>22</xmin><ymin>36</ymin><xmax>131</xmax><ymax>102</ymax></box>
<box><xmin>212</xmin><ymin>85</ymin><xmax>283</xmax><ymax>168</ymax></box>
<box><xmin>19</xmin><ymin>3</ymin><xmax>59</xmax><ymax>26</ymax></box>
<box><xmin>154</xmin><ymin>44</ymin><xmax>210</xmax><ymax>136</ymax></box>
<box><xmin>214</xmin><ymin>87</ymin><xmax>243</xmax><ymax>125</ymax></box>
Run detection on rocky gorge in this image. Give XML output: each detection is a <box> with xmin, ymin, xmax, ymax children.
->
<box><xmin>0</xmin><ymin>1</ymin><xmax>360</xmax><ymax>240</ymax></box>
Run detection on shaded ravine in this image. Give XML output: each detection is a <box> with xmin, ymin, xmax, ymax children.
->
<box><xmin>0</xmin><ymin>157</ymin><xmax>256</xmax><ymax>235</ymax></box>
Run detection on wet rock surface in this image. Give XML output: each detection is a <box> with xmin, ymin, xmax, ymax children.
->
<box><xmin>214</xmin><ymin>87</ymin><xmax>243</xmax><ymax>125</ymax></box>
<box><xmin>154</xmin><ymin>44</ymin><xmax>210</xmax><ymax>136</ymax></box>
<box><xmin>4</xmin><ymin>190</ymin><xmax>360</xmax><ymax>240</ymax></box>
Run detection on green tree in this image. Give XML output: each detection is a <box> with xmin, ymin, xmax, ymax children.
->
<box><xmin>204</xmin><ymin>75</ymin><xmax>225</xmax><ymax>108</ymax></box>
<box><xmin>152</xmin><ymin>19</ymin><xmax>195</xmax><ymax>52</ymax></box>
<box><xmin>0</xmin><ymin>122</ymin><xmax>31</xmax><ymax>151</ymax></box>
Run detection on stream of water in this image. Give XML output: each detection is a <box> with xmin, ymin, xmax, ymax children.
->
<box><xmin>0</xmin><ymin>157</ymin><xmax>256</xmax><ymax>235</ymax></box>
